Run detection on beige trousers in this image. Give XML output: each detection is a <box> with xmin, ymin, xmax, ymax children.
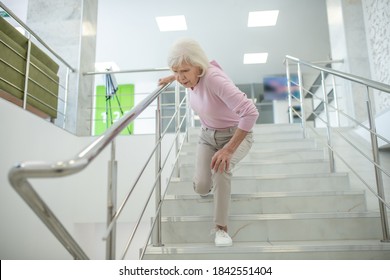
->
<box><xmin>193</xmin><ymin>126</ymin><xmax>254</xmax><ymax>227</ymax></box>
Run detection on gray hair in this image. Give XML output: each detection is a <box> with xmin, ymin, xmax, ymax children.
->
<box><xmin>167</xmin><ymin>38</ymin><xmax>210</xmax><ymax>77</ymax></box>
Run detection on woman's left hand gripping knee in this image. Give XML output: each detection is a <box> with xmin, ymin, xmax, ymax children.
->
<box><xmin>211</xmin><ymin>148</ymin><xmax>233</xmax><ymax>173</ymax></box>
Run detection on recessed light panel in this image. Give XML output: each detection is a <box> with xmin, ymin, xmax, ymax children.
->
<box><xmin>243</xmin><ymin>53</ymin><xmax>268</xmax><ymax>64</ymax></box>
<box><xmin>156</xmin><ymin>15</ymin><xmax>187</xmax><ymax>31</ymax></box>
<box><xmin>248</xmin><ymin>10</ymin><xmax>279</xmax><ymax>27</ymax></box>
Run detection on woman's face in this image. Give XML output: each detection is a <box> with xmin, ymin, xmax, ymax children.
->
<box><xmin>172</xmin><ymin>62</ymin><xmax>201</xmax><ymax>88</ymax></box>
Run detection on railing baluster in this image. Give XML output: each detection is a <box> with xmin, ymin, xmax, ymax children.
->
<box><xmin>285</xmin><ymin>58</ymin><xmax>294</xmax><ymax>124</ymax></box>
<box><xmin>331</xmin><ymin>75</ymin><xmax>340</xmax><ymax>127</ymax></box>
<box><xmin>23</xmin><ymin>35</ymin><xmax>32</xmax><ymax>110</ymax></box>
<box><xmin>285</xmin><ymin>55</ymin><xmax>390</xmax><ymax>243</ymax></box>
<box><xmin>174</xmin><ymin>82</ymin><xmax>181</xmax><ymax>177</ymax></box>
<box><xmin>63</xmin><ymin>67</ymin><xmax>70</xmax><ymax>129</ymax></box>
<box><xmin>153</xmin><ymin>95</ymin><xmax>163</xmax><ymax>247</ymax></box>
<box><xmin>320</xmin><ymin>71</ymin><xmax>335</xmax><ymax>172</ymax></box>
<box><xmin>365</xmin><ymin>87</ymin><xmax>389</xmax><ymax>242</ymax></box>
<box><xmin>297</xmin><ymin>62</ymin><xmax>306</xmax><ymax>138</ymax></box>
<box><xmin>106</xmin><ymin>140</ymin><xmax>118</xmax><ymax>259</ymax></box>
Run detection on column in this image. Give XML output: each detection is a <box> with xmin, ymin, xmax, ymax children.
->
<box><xmin>26</xmin><ymin>0</ymin><xmax>98</xmax><ymax>135</ymax></box>
<box><xmin>326</xmin><ymin>0</ymin><xmax>371</xmax><ymax>124</ymax></box>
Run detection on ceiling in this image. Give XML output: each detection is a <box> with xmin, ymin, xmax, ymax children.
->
<box><xmin>96</xmin><ymin>0</ymin><xmax>332</xmax><ymax>85</ymax></box>
<box><xmin>2</xmin><ymin>0</ymin><xmax>332</xmax><ymax>86</ymax></box>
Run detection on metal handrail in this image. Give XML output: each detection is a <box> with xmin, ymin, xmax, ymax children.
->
<box><xmin>8</xmin><ymin>82</ymin><xmax>172</xmax><ymax>259</ymax></box>
<box><xmin>83</xmin><ymin>68</ymin><xmax>170</xmax><ymax>76</ymax></box>
<box><xmin>122</xmin><ymin>108</ymin><xmax>188</xmax><ymax>259</ymax></box>
<box><xmin>0</xmin><ymin>1</ymin><xmax>75</xmax><ymax>72</ymax></box>
<box><xmin>103</xmin><ymin>88</ymin><xmax>186</xmax><ymax>240</ymax></box>
<box><xmin>1</xmin><ymin>1</ymin><xmax>75</xmax><ymax>129</ymax></box>
<box><xmin>285</xmin><ymin>55</ymin><xmax>390</xmax><ymax>242</ymax></box>
<box><xmin>285</xmin><ymin>55</ymin><xmax>390</xmax><ymax>94</ymax></box>
<box><xmin>138</xmin><ymin>121</ymin><xmax>188</xmax><ymax>259</ymax></box>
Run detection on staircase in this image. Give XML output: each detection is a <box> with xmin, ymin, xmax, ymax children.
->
<box><xmin>143</xmin><ymin>123</ymin><xmax>390</xmax><ymax>259</ymax></box>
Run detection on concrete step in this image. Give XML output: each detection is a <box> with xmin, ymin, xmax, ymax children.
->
<box><xmin>188</xmin><ymin>124</ymin><xmax>305</xmax><ymax>135</ymax></box>
<box><xmin>167</xmin><ymin>173</ymin><xmax>351</xmax><ymax>194</ymax></box>
<box><xmin>187</xmin><ymin>129</ymin><xmax>306</xmax><ymax>143</ymax></box>
<box><xmin>178</xmin><ymin>159</ymin><xmax>331</xmax><ymax>178</ymax></box>
<box><xmin>162</xmin><ymin>190</ymin><xmax>367</xmax><ymax>216</ymax></box>
<box><xmin>181</xmin><ymin>138</ymin><xmax>318</xmax><ymax>153</ymax></box>
<box><xmin>179</xmin><ymin>148</ymin><xmax>327</xmax><ymax>165</ymax></box>
<box><xmin>143</xmin><ymin>124</ymin><xmax>390</xmax><ymax>260</ymax></box>
<box><xmin>142</xmin><ymin>239</ymin><xmax>390</xmax><ymax>260</ymax></box>
<box><xmin>251</xmin><ymin>123</ymin><xmax>304</xmax><ymax>134</ymax></box>
<box><xmin>159</xmin><ymin>212</ymin><xmax>383</xmax><ymax>243</ymax></box>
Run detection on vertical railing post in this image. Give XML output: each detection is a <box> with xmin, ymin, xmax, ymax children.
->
<box><xmin>106</xmin><ymin>140</ymin><xmax>118</xmax><ymax>259</ymax></box>
<box><xmin>331</xmin><ymin>75</ymin><xmax>341</xmax><ymax>127</ymax></box>
<box><xmin>63</xmin><ymin>67</ymin><xmax>70</xmax><ymax>129</ymax></box>
<box><xmin>153</xmin><ymin>95</ymin><xmax>163</xmax><ymax>246</ymax></box>
<box><xmin>185</xmin><ymin>88</ymin><xmax>190</xmax><ymax>143</ymax></box>
<box><xmin>321</xmin><ymin>71</ymin><xmax>335</xmax><ymax>172</ymax></box>
<box><xmin>174</xmin><ymin>82</ymin><xmax>181</xmax><ymax>177</ymax></box>
<box><xmin>297</xmin><ymin>63</ymin><xmax>306</xmax><ymax>138</ymax></box>
<box><xmin>185</xmin><ymin>89</ymin><xmax>195</xmax><ymax>132</ymax></box>
<box><xmin>23</xmin><ymin>34</ymin><xmax>32</xmax><ymax>110</ymax></box>
<box><xmin>365</xmin><ymin>87</ymin><xmax>390</xmax><ymax>242</ymax></box>
<box><xmin>185</xmin><ymin>88</ymin><xmax>194</xmax><ymax>142</ymax></box>
<box><xmin>285</xmin><ymin>58</ymin><xmax>294</xmax><ymax>124</ymax></box>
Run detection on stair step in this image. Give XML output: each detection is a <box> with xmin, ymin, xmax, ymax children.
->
<box><xmin>146</xmin><ymin>123</ymin><xmax>388</xmax><ymax>260</ymax></box>
<box><xmin>181</xmin><ymin>138</ymin><xmax>317</xmax><ymax>153</ymax></box>
<box><xmin>160</xmin><ymin>212</ymin><xmax>383</xmax><ymax>243</ymax></box>
<box><xmin>188</xmin><ymin>124</ymin><xmax>304</xmax><ymax>136</ymax></box>
<box><xmin>188</xmin><ymin>130</ymin><xmax>306</xmax><ymax>143</ymax></box>
<box><xmin>179</xmin><ymin>159</ymin><xmax>330</xmax><ymax>178</ymax></box>
<box><xmin>167</xmin><ymin>173</ymin><xmax>351</xmax><ymax>194</ymax></box>
<box><xmin>251</xmin><ymin>123</ymin><xmax>304</xmax><ymax>134</ymax></box>
<box><xmin>162</xmin><ymin>190</ymin><xmax>367</xmax><ymax>216</ymax></box>
<box><xmin>142</xmin><ymin>240</ymin><xmax>390</xmax><ymax>260</ymax></box>
<box><xmin>179</xmin><ymin>148</ymin><xmax>326</xmax><ymax>164</ymax></box>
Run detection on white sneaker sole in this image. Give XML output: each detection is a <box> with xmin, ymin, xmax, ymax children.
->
<box><xmin>215</xmin><ymin>242</ymin><xmax>233</xmax><ymax>247</ymax></box>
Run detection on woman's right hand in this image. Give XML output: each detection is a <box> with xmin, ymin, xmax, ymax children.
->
<box><xmin>158</xmin><ymin>75</ymin><xmax>175</xmax><ymax>86</ymax></box>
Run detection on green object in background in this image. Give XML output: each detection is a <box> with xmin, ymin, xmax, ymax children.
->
<box><xmin>94</xmin><ymin>84</ymin><xmax>135</xmax><ymax>135</ymax></box>
<box><xmin>0</xmin><ymin>11</ymin><xmax>10</xmax><ymax>17</ymax></box>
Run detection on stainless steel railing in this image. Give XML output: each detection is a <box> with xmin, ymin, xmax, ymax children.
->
<box><xmin>285</xmin><ymin>55</ymin><xmax>390</xmax><ymax>242</ymax></box>
<box><xmin>0</xmin><ymin>2</ymin><xmax>75</xmax><ymax>71</ymax></box>
<box><xmin>8</xmin><ymin>81</ymin><xmax>190</xmax><ymax>259</ymax></box>
<box><xmin>0</xmin><ymin>2</ymin><xmax>75</xmax><ymax>126</ymax></box>
<box><xmin>83</xmin><ymin>68</ymin><xmax>172</xmax><ymax>135</ymax></box>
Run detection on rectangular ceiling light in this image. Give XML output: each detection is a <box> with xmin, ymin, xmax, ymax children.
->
<box><xmin>248</xmin><ymin>10</ymin><xmax>279</xmax><ymax>27</ymax></box>
<box><xmin>243</xmin><ymin>53</ymin><xmax>268</xmax><ymax>64</ymax></box>
<box><xmin>156</xmin><ymin>15</ymin><xmax>187</xmax><ymax>32</ymax></box>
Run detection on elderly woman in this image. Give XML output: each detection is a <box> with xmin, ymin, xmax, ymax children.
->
<box><xmin>159</xmin><ymin>38</ymin><xmax>259</xmax><ymax>246</ymax></box>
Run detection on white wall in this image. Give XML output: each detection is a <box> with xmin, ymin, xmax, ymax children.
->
<box><xmin>326</xmin><ymin>0</ymin><xmax>371</xmax><ymax>124</ymax></box>
<box><xmin>362</xmin><ymin>0</ymin><xmax>390</xmax><ymax>114</ymax></box>
<box><xmin>0</xmin><ymin>99</ymin><xmax>176</xmax><ymax>259</ymax></box>
<box><xmin>1</xmin><ymin>0</ymin><xmax>28</xmax><ymax>23</ymax></box>
<box><xmin>354</xmin><ymin>108</ymin><xmax>390</xmax><ymax>149</ymax></box>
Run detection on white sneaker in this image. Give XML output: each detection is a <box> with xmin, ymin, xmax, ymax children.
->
<box><xmin>214</xmin><ymin>229</ymin><xmax>233</xmax><ymax>247</ymax></box>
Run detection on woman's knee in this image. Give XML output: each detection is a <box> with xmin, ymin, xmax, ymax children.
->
<box><xmin>193</xmin><ymin>179</ymin><xmax>212</xmax><ymax>195</ymax></box>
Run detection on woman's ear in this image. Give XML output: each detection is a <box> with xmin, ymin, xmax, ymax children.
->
<box><xmin>197</xmin><ymin>67</ymin><xmax>204</xmax><ymax>77</ymax></box>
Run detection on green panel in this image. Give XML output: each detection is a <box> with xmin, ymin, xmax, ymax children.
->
<box><xmin>94</xmin><ymin>84</ymin><xmax>135</xmax><ymax>135</ymax></box>
<box><xmin>0</xmin><ymin>16</ymin><xmax>60</xmax><ymax>118</ymax></box>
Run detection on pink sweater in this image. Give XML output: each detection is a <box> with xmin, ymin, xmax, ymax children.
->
<box><xmin>189</xmin><ymin>61</ymin><xmax>259</xmax><ymax>132</ymax></box>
